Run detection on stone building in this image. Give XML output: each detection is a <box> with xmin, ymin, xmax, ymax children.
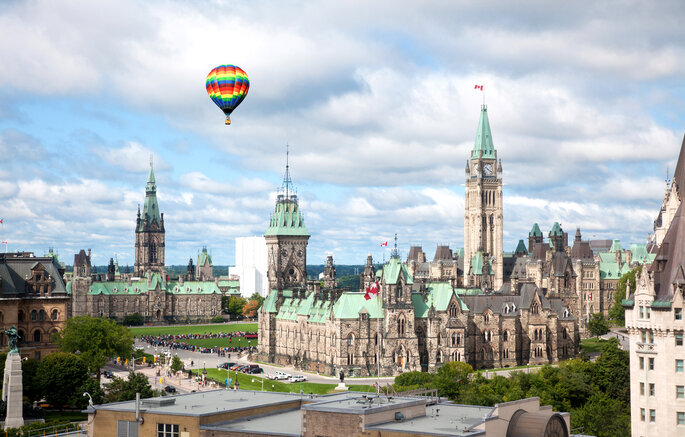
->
<box><xmin>624</xmin><ymin>133</ymin><xmax>685</xmax><ymax>437</ymax></box>
<box><xmin>464</xmin><ymin>105</ymin><xmax>504</xmax><ymax>290</ymax></box>
<box><xmin>69</xmin><ymin>162</ymin><xmax>223</xmax><ymax>323</ymax></box>
<box><xmin>257</xmin><ymin>122</ymin><xmax>578</xmax><ymax>376</ymax></box>
<box><xmin>0</xmin><ymin>251</ymin><xmax>70</xmax><ymax>359</ymax></box>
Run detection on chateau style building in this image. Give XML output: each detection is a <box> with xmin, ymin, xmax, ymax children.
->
<box><xmin>0</xmin><ymin>250</ymin><xmax>70</xmax><ymax>359</ymax></box>
<box><xmin>257</xmin><ymin>107</ymin><xmax>579</xmax><ymax>376</ymax></box>
<box><xmin>69</xmin><ymin>162</ymin><xmax>223</xmax><ymax>323</ymax></box>
<box><xmin>624</xmin><ymin>134</ymin><xmax>685</xmax><ymax>436</ymax></box>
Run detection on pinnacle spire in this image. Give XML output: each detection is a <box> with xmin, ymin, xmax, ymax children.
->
<box><xmin>281</xmin><ymin>144</ymin><xmax>294</xmax><ymax>199</ymax></box>
<box><xmin>471</xmin><ymin>105</ymin><xmax>496</xmax><ymax>159</ymax></box>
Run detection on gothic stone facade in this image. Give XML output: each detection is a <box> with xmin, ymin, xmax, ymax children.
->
<box><xmin>0</xmin><ymin>252</ymin><xmax>70</xmax><ymax>360</ymax></box>
<box><xmin>257</xmin><ymin>257</ymin><xmax>577</xmax><ymax>376</ymax></box>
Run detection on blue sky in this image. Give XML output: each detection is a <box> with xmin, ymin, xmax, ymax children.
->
<box><xmin>0</xmin><ymin>0</ymin><xmax>684</xmax><ymax>267</ymax></box>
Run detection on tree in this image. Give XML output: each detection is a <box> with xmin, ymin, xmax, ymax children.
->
<box><xmin>249</xmin><ymin>292</ymin><xmax>265</xmax><ymax>308</ymax></box>
<box><xmin>571</xmin><ymin>393</ymin><xmax>630</xmax><ymax>437</ymax></box>
<box><xmin>433</xmin><ymin>361</ymin><xmax>473</xmax><ymax>401</ymax></box>
<box><xmin>55</xmin><ymin>316</ymin><xmax>134</xmax><ymax>378</ymax></box>
<box><xmin>122</xmin><ymin>313</ymin><xmax>144</xmax><ymax>326</ymax></box>
<box><xmin>587</xmin><ymin>313</ymin><xmax>610</xmax><ymax>337</ymax></box>
<box><xmin>171</xmin><ymin>355</ymin><xmax>184</xmax><ymax>373</ymax></box>
<box><xmin>242</xmin><ymin>300</ymin><xmax>260</xmax><ymax>318</ymax></box>
<box><xmin>106</xmin><ymin>371</ymin><xmax>153</xmax><ymax>403</ymax></box>
<box><xmin>225</xmin><ymin>296</ymin><xmax>247</xmax><ymax>319</ymax></box>
<box><xmin>22</xmin><ymin>358</ymin><xmax>43</xmax><ymax>404</ymax></box>
<box><xmin>609</xmin><ymin>265</ymin><xmax>642</xmax><ymax>324</ymax></box>
<box><xmin>38</xmin><ymin>352</ymin><xmax>90</xmax><ymax>409</ymax></box>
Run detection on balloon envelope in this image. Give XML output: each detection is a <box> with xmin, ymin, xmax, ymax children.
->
<box><xmin>206</xmin><ymin>65</ymin><xmax>250</xmax><ymax>125</ymax></box>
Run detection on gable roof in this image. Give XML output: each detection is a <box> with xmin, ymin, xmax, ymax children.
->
<box><xmin>673</xmin><ymin>133</ymin><xmax>685</xmax><ymax>200</ymax></box>
<box><xmin>650</xmin><ymin>202</ymin><xmax>685</xmax><ymax>300</ymax></box>
<box><xmin>264</xmin><ymin>198</ymin><xmax>310</xmax><ymax>237</ymax></box>
<box><xmin>381</xmin><ymin>257</ymin><xmax>414</xmax><ymax>285</ymax></box>
<box><xmin>472</xmin><ymin>105</ymin><xmax>496</xmax><ymax>159</ymax></box>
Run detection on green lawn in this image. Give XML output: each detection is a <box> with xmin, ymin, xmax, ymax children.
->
<box><xmin>198</xmin><ymin>369</ymin><xmax>373</xmax><ymax>394</ymax></box>
<box><xmin>129</xmin><ymin>323</ymin><xmax>257</xmax><ymax>337</ymax></box>
<box><xmin>580</xmin><ymin>337</ymin><xmax>607</xmax><ymax>354</ymax></box>
<box><xmin>182</xmin><ymin>337</ymin><xmax>256</xmax><ymax>348</ymax></box>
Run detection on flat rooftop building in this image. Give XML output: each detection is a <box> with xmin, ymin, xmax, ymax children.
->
<box><xmin>86</xmin><ymin>389</ymin><xmax>570</xmax><ymax>437</ymax></box>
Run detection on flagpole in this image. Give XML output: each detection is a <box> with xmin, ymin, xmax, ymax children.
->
<box><xmin>377</xmin><ymin>282</ymin><xmax>381</xmax><ymax>396</ymax></box>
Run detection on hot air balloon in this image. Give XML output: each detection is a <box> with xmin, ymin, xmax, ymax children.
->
<box><xmin>205</xmin><ymin>65</ymin><xmax>250</xmax><ymax>125</ymax></box>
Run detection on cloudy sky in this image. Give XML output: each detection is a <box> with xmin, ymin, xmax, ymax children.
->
<box><xmin>1</xmin><ymin>0</ymin><xmax>683</xmax><ymax>267</ymax></box>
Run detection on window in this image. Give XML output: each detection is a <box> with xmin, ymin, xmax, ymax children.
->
<box><xmin>448</xmin><ymin>302</ymin><xmax>457</xmax><ymax>317</ymax></box>
<box><xmin>33</xmin><ymin>330</ymin><xmax>40</xmax><ymax>343</ymax></box>
<box><xmin>51</xmin><ymin>309</ymin><xmax>58</xmax><ymax>321</ymax></box>
<box><xmin>639</xmin><ymin>356</ymin><xmax>644</xmax><ymax>370</ymax></box>
<box><xmin>677</xmin><ymin>360</ymin><xmax>684</xmax><ymax>373</ymax></box>
<box><xmin>347</xmin><ymin>334</ymin><xmax>354</xmax><ymax>346</ymax></box>
<box><xmin>649</xmin><ymin>331</ymin><xmax>654</xmax><ymax>344</ymax></box>
<box><xmin>677</xmin><ymin>385</ymin><xmax>684</xmax><ymax>399</ymax></box>
<box><xmin>503</xmin><ymin>331</ymin><xmax>508</xmax><ymax>342</ymax></box>
<box><xmin>640</xmin><ymin>382</ymin><xmax>644</xmax><ymax>395</ymax></box>
<box><xmin>642</xmin><ymin>331</ymin><xmax>647</xmax><ymax>343</ymax></box>
<box><xmin>157</xmin><ymin>423</ymin><xmax>179</xmax><ymax>437</ymax></box>
<box><xmin>650</xmin><ymin>409</ymin><xmax>656</xmax><ymax>422</ymax></box>
<box><xmin>31</xmin><ymin>310</ymin><xmax>37</xmax><ymax>321</ymax></box>
<box><xmin>678</xmin><ymin>412</ymin><xmax>685</xmax><ymax>425</ymax></box>
<box><xmin>640</xmin><ymin>306</ymin><xmax>644</xmax><ymax>318</ymax></box>
<box><xmin>676</xmin><ymin>308</ymin><xmax>683</xmax><ymax>320</ymax></box>
<box><xmin>641</xmin><ymin>408</ymin><xmax>645</xmax><ymax>422</ymax></box>
<box><xmin>647</xmin><ymin>307</ymin><xmax>651</xmax><ymax>319</ymax></box>
<box><xmin>117</xmin><ymin>420</ymin><xmax>139</xmax><ymax>437</ymax></box>
<box><xmin>649</xmin><ymin>357</ymin><xmax>655</xmax><ymax>370</ymax></box>
<box><xmin>649</xmin><ymin>383</ymin><xmax>655</xmax><ymax>396</ymax></box>
<box><xmin>677</xmin><ymin>333</ymin><xmax>684</xmax><ymax>346</ymax></box>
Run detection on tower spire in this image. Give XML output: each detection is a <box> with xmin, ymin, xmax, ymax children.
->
<box><xmin>282</xmin><ymin>144</ymin><xmax>293</xmax><ymax>199</ymax></box>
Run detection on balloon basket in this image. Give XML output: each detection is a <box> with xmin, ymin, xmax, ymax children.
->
<box><xmin>225</xmin><ymin>117</ymin><xmax>231</xmax><ymax>125</ymax></box>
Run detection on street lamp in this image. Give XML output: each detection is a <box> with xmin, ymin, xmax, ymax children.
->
<box><xmin>252</xmin><ymin>377</ymin><xmax>264</xmax><ymax>392</ymax></box>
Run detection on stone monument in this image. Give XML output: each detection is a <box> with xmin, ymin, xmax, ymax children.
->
<box><xmin>335</xmin><ymin>369</ymin><xmax>348</xmax><ymax>391</ymax></box>
<box><xmin>2</xmin><ymin>327</ymin><xmax>24</xmax><ymax>429</ymax></box>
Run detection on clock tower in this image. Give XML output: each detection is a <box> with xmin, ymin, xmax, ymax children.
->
<box><xmin>264</xmin><ymin>151</ymin><xmax>310</xmax><ymax>291</ymax></box>
<box><xmin>464</xmin><ymin>105</ymin><xmax>503</xmax><ymax>289</ymax></box>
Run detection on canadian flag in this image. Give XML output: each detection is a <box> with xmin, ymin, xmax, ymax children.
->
<box><xmin>1</xmin><ymin>241</ymin><xmax>6</xmax><ymax>244</ymax></box>
<box><xmin>474</xmin><ymin>84</ymin><xmax>484</xmax><ymax>90</ymax></box>
<box><xmin>364</xmin><ymin>281</ymin><xmax>380</xmax><ymax>301</ymax></box>
<box><xmin>380</xmin><ymin>241</ymin><xmax>388</xmax><ymax>247</ymax></box>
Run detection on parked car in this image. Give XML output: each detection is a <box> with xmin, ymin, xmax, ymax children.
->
<box><xmin>164</xmin><ymin>385</ymin><xmax>176</xmax><ymax>394</ymax></box>
<box><xmin>289</xmin><ymin>375</ymin><xmax>307</xmax><ymax>383</ymax></box>
<box><xmin>229</xmin><ymin>364</ymin><xmax>243</xmax><ymax>371</ymax></box>
<box><xmin>273</xmin><ymin>371</ymin><xmax>291</xmax><ymax>380</ymax></box>
<box><xmin>247</xmin><ymin>367</ymin><xmax>263</xmax><ymax>374</ymax></box>
<box><xmin>102</xmin><ymin>370</ymin><xmax>114</xmax><ymax>379</ymax></box>
<box><xmin>217</xmin><ymin>362</ymin><xmax>236</xmax><ymax>369</ymax></box>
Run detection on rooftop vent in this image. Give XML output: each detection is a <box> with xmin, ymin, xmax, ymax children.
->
<box><xmin>141</xmin><ymin>398</ymin><xmax>176</xmax><ymax>407</ymax></box>
<box><xmin>394</xmin><ymin>412</ymin><xmax>405</xmax><ymax>422</ymax></box>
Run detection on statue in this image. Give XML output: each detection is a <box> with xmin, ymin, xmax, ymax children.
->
<box><xmin>3</xmin><ymin>327</ymin><xmax>20</xmax><ymax>354</ymax></box>
<box><xmin>339</xmin><ymin>370</ymin><xmax>345</xmax><ymax>383</ymax></box>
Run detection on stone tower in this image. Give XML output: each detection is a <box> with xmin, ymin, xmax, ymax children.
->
<box><xmin>134</xmin><ymin>160</ymin><xmax>165</xmax><ymax>277</ymax></box>
<box><xmin>464</xmin><ymin>105</ymin><xmax>504</xmax><ymax>290</ymax></box>
<box><xmin>264</xmin><ymin>151</ymin><xmax>310</xmax><ymax>291</ymax></box>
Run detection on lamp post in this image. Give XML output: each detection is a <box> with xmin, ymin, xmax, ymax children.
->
<box><xmin>252</xmin><ymin>377</ymin><xmax>264</xmax><ymax>392</ymax></box>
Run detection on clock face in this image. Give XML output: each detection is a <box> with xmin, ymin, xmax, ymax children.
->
<box><xmin>483</xmin><ymin>163</ymin><xmax>493</xmax><ymax>176</ymax></box>
<box><xmin>473</xmin><ymin>163</ymin><xmax>480</xmax><ymax>175</ymax></box>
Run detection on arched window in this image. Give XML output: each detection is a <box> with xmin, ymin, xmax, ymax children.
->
<box><xmin>374</xmin><ymin>332</ymin><xmax>379</xmax><ymax>346</ymax></box>
<box><xmin>451</xmin><ymin>333</ymin><xmax>456</xmax><ymax>346</ymax></box>
<box><xmin>484</xmin><ymin>313</ymin><xmax>490</xmax><ymax>324</ymax></box>
<box><xmin>532</xmin><ymin>302</ymin><xmax>539</xmax><ymax>314</ymax></box>
<box><xmin>503</xmin><ymin>330</ymin><xmax>508</xmax><ymax>342</ymax></box>
<box><xmin>31</xmin><ymin>310</ymin><xmax>37</xmax><ymax>321</ymax></box>
<box><xmin>33</xmin><ymin>330</ymin><xmax>41</xmax><ymax>343</ymax></box>
<box><xmin>437</xmin><ymin>333</ymin><xmax>441</xmax><ymax>346</ymax></box>
<box><xmin>397</xmin><ymin>316</ymin><xmax>406</xmax><ymax>336</ymax></box>
<box><xmin>347</xmin><ymin>333</ymin><xmax>354</xmax><ymax>346</ymax></box>
<box><xmin>51</xmin><ymin>309</ymin><xmax>58</xmax><ymax>321</ymax></box>
<box><xmin>456</xmin><ymin>333</ymin><xmax>461</xmax><ymax>346</ymax></box>
<box><xmin>436</xmin><ymin>350</ymin><xmax>442</xmax><ymax>363</ymax></box>
<box><xmin>563</xmin><ymin>328</ymin><xmax>568</xmax><ymax>339</ymax></box>
<box><xmin>38</xmin><ymin>309</ymin><xmax>45</xmax><ymax>321</ymax></box>
<box><xmin>448</xmin><ymin>302</ymin><xmax>457</xmax><ymax>317</ymax></box>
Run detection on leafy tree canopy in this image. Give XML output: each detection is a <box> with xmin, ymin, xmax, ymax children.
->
<box><xmin>38</xmin><ymin>352</ymin><xmax>91</xmax><ymax>409</ymax></box>
<box><xmin>249</xmin><ymin>292</ymin><xmax>265</xmax><ymax>307</ymax></box>
<box><xmin>55</xmin><ymin>316</ymin><xmax>134</xmax><ymax>376</ymax></box>
<box><xmin>609</xmin><ymin>265</ymin><xmax>642</xmax><ymax>324</ymax></box>
<box><xmin>587</xmin><ymin>313</ymin><xmax>610</xmax><ymax>337</ymax></box>
<box><xmin>242</xmin><ymin>300</ymin><xmax>260</xmax><ymax>318</ymax></box>
<box><xmin>106</xmin><ymin>371</ymin><xmax>153</xmax><ymax>403</ymax></box>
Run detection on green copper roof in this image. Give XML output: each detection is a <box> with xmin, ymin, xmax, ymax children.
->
<box><xmin>381</xmin><ymin>257</ymin><xmax>414</xmax><ymax>285</ymax></box>
<box><xmin>630</xmin><ymin>244</ymin><xmax>649</xmax><ymax>262</ymax></box>
<box><xmin>332</xmin><ymin>293</ymin><xmax>384</xmax><ymax>319</ymax></box>
<box><xmin>651</xmin><ymin>300</ymin><xmax>672</xmax><ymax>308</ymax></box>
<box><xmin>198</xmin><ymin>249</ymin><xmax>212</xmax><ymax>267</ymax></box>
<box><xmin>529</xmin><ymin>223</ymin><xmax>542</xmax><ymax>237</ymax></box>
<box><xmin>549</xmin><ymin>222</ymin><xmax>563</xmax><ymax>237</ymax></box>
<box><xmin>86</xmin><ymin>273</ymin><xmax>220</xmax><ymax>296</ymax></box>
<box><xmin>264</xmin><ymin>199</ymin><xmax>310</xmax><ymax>237</ymax></box>
<box><xmin>470</xmin><ymin>251</ymin><xmax>494</xmax><ymax>275</ymax></box>
<box><xmin>609</xmin><ymin>239</ymin><xmax>622</xmax><ymax>252</ymax></box>
<box><xmin>599</xmin><ymin>261</ymin><xmax>632</xmax><ymax>279</ymax></box>
<box><xmin>412</xmin><ymin>282</ymin><xmax>468</xmax><ymax>318</ymax></box>
<box><xmin>621</xmin><ymin>298</ymin><xmax>634</xmax><ymax>307</ymax></box>
<box><xmin>515</xmin><ymin>239</ymin><xmax>528</xmax><ymax>255</ymax></box>
<box><xmin>455</xmin><ymin>248</ymin><xmax>465</xmax><ymax>258</ymax></box>
<box><xmin>140</xmin><ymin>162</ymin><xmax>162</xmax><ymax>231</ymax></box>
<box><xmin>472</xmin><ymin>106</ymin><xmax>496</xmax><ymax>159</ymax></box>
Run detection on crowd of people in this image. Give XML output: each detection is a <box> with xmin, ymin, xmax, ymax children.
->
<box><xmin>138</xmin><ymin>332</ymin><xmax>258</xmax><ymax>356</ymax></box>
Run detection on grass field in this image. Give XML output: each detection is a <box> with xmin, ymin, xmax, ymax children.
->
<box><xmin>199</xmin><ymin>369</ymin><xmax>374</xmax><ymax>394</ymax></box>
<box><xmin>129</xmin><ymin>323</ymin><xmax>257</xmax><ymax>337</ymax></box>
<box><xmin>183</xmin><ymin>337</ymin><xmax>256</xmax><ymax>348</ymax></box>
<box><xmin>580</xmin><ymin>337</ymin><xmax>607</xmax><ymax>354</ymax></box>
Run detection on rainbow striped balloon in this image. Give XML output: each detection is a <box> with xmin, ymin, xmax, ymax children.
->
<box><xmin>206</xmin><ymin>65</ymin><xmax>250</xmax><ymax>125</ymax></box>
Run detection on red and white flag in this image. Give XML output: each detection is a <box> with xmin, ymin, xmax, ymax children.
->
<box><xmin>0</xmin><ymin>218</ymin><xmax>3</xmax><ymax>224</ymax></box>
<box><xmin>474</xmin><ymin>84</ymin><xmax>484</xmax><ymax>90</ymax></box>
<box><xmin>380</xmin><ymin>241</ymin><xmax>388</xmax><ymax>247</ymax></box>
<box><xmin>364</xmin><ymin>281</ymin><xmax>380</xmax><ymax>301</ymax></box>
<box><xmin>1</xmin><ymin>241</ymin><xmax>6</xmax><ymax>244</ymax></box>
